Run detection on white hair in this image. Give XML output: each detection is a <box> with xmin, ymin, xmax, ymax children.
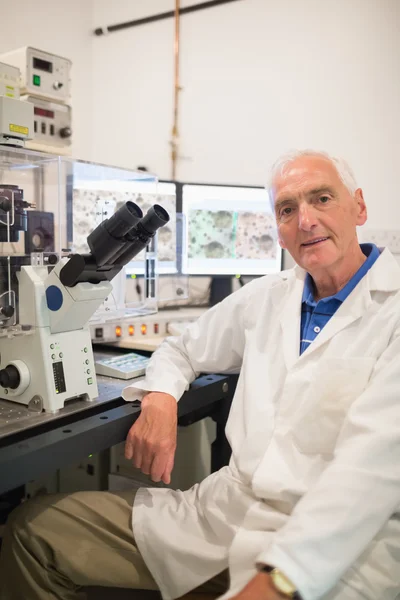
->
<box><xmin>267</xmin><ymin>150</ymin><xmax>358</xmax><ymax>205</ymax></box>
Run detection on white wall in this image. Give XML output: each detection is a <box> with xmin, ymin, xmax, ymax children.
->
<box><xmin>0</xmin><ymin>0</ymin><xmax>399</xmax><ymax>229</ymax></box>
<box><xmin>91</xmin><ymin>0</ymin><xmax>400</xmax><ymax>229</ymax></box>
<box><xmin>0</xmin><ymin>0</ymin><xmax>94</xmax><ymax>160</ymax></box>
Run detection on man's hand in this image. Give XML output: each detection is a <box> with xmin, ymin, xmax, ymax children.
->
<box><xmin>229</xmin><ymin>572</ymin><xmax>285</xmax><ymax>600</ymax></box>
<box><xmin>125</xmin><ymin>391</ymin><xmax>178</xmax><ymax>484</ymax></box>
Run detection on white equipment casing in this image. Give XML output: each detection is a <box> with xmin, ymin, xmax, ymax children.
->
<box><xmin>0</xmin><ymin>47</ymin><xmax>71</xmax><ymax>103</ymax></box>
<box><xmin>44</xmin><ymin>259</ymin><xmax>113</xmax><ymax>334</ymax></box>
<box><xmin>0</xmin><ymin>261</ymin><xmax>112</xmax><ymax>412</ymax></box>
<box><xmin>1</xmin><ymin>323</ymin><xmax>97</xmax><ymax>413</ymax></box>
<box><xmin>0</xmin><ymin>61</ymin><xmax>20</xmax><ymax>99</ymax></box>
<box><xmin>0</xmin><ymin>96</ymin><xmax>34</xmax><ymax>146</ymax></box>
<box><xmin>23</xmin><ymin>96</ymin><xmax>72</xmax><ymax>152</ymax></box>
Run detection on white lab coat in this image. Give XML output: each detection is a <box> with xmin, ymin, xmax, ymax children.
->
<box><xmin>123</xmin><ymin>248</ymin><xmax>400</xmax><ymax>600</ymax></box>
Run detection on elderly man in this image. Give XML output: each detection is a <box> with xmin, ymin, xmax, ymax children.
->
<box><xmin>0</xmin><ymin>150</ymin><xmax>399</xmax><ymax>600</ymax></box>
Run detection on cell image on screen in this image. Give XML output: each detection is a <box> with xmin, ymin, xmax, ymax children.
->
<box><xmin>182</xmin><ymin>184</ymin><xmax>281</xmax><ymax>276</ymax></box>
<box><xmin>235</xmin><ymin>212</ymin><xmax>277</xmax><ymax>259</ymax></box>
<box><xmin>72</xmin><ymin>188</ymin><xmax>103</xmax><ymax>255</ymax></box>
<box><xmin>188</xmin><ymin>210</ymin><xmax>235</xmax><ymax>259</ymax></box>
<box><xmin>187</xmin><ymin>209</ymin><xmax>278</xmax><ymax>261</ymax></box>
<box><xmin>71</xmin><ymin>186</ymin><xmax>177</xmax><ymax>273</ymax></box>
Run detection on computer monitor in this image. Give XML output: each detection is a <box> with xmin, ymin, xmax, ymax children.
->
<box><xmin>181</xmin><ymin>183</ymin><xmax>282</xmax><ymax>277</ymax></box>
<box><xmin>122</xmin><ymin>180</ymin><xmax>178</xmax><ymax>276</ymax></box>
<box><xmin>70</xmin><ymin>165</ymin><xmax>178</xmax><ymax>275</ymax></box>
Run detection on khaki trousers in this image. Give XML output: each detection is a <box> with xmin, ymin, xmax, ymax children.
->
<box><xmin>0</xmin><ymin>490</ymin><xmax>228</xmax><ymax>600</ymax></box>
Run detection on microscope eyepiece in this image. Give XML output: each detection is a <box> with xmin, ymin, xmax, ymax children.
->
<box><xmin>60</xmin><ymin>201</ymin><xmax>170</xmax><ymax>286</ymax></box>
<box><xmin>105</xmin><ymin>201</ymin><xmax>143</xmax><ymax>238</ymax></box>
<box><xmin>87</xmin><ymin>200</ymin><xmax>143</xmax><ymax>267</ymax></box>
<box><xmin>139</xmin><ymin>204</ymin><xmax>170</xmax><ymax>234</ymax></box>
<box><xmin>112</xmin><ymin>204</ymin><xmax>170</xmax><ymax>267</ymax></box>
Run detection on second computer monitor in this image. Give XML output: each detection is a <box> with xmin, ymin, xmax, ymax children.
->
<box><xmin>181</xmin><ymin>183</ymin><xmax>282</xmax><ymax>276</ymax></box>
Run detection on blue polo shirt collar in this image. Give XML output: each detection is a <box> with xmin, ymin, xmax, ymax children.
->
<box><xmin>302</xmin><ymin>243</ymin><xmax>380</xmax><ymax>308</ymax></box>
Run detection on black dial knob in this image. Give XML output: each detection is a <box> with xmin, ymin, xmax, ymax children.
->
<box><xmin>0</xmin><ymin>305</ymin><xmax>14</xmax><ymax>318</ymax></box>
<box><xmin>0</xmin><ymin>365</ymin><xmax>20</xmax><ymax>389</ymax></box>
<box><xmin>59</xmin><ymin>127</ymin><xmax>72</xmax><ymax>139</ymax></box>
<box><xmin>47</xmin><ymin>254</ymin><xmax>58</xmax><ymax>265</ymax></box>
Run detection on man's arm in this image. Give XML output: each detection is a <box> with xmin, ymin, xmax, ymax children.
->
<box><xmin>125</xmin><ymin>392</ymin><xmax>178</xmax><ymax>484</ymax></box>
<box><xmin>254</xmin><ymin>329</ymin><xmax>400</xmax><ymax>600</ymax></box>
<box><xmin>123</xmin><ymin>279</ymin><xmax>259</xmax><ymax>482</ymax></box>
<box><xmin>123</xmin><ymin>279</ymin><xmax>255</xmax><ymax>403</ymax></box>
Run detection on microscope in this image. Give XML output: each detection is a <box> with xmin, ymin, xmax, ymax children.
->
<box><xmin>0</xmin><ymin>194</ymin><xmax>169</xmax><ymax>412</ymax></box>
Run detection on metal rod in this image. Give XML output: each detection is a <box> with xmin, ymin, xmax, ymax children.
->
<box><xmin>93</xmin><ymin>0</ymin><xmax>242</xmax><ymax>36</ymax></box>
<box><xmin>171</xmin><ymin>0</ymin><xmax>181</xmax><ymax>180</ymax></box>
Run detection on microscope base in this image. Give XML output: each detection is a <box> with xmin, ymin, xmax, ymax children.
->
<box><xmin>0</xmin><ymin>326</ymin><xmax>98</xmax><ymax>413</ymax></box>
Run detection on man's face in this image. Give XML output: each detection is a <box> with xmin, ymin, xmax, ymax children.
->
<box><xmin>271</xmin><ymin>156</ymin><xmax>367</xmax><ymax>274</ymax></box>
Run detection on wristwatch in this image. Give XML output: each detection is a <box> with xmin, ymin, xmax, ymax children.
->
<box><xmin>259</xmin><ymin>565</ymin><xmax>302</xmax><ymax>599</ymax></box>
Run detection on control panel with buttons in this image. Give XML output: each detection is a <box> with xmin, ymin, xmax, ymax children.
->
<box><xmin>47</xmin><ymin>340</ymin><xmax>96</xmax><ymax>396</ymax></box>
<box><xmin>82</xmin><ymin>346</ymin><xmax>94</xmax><ymax>383</ymax></box>
<box><xmin>95</xmin><ymin>353</ymin><xmax>149</xmax><ymax>380</ymax></box>
<box><xmin>52</xmin><ymin>361</ymin><xmax>66</xmax><ymax>394</ymax></box>
<box><xmin>49</xmin><ymin>340</ymin><xmax>65</xmax><ymax>394</ymax></box>
<box><xmin>24</xmin><ymin>95</ymin><xmax>72</xmax><ymax>149</ymax></box>
<box><xmin>0</xmin><ymin>47</ymin><xmax>71</xmax><ymax>102</ymax></box>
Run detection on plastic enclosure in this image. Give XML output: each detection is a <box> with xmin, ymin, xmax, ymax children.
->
<box><xmin>0</xmin><ymin>147</ymin><xmax>180</xmax><ymax>340</ymax></box>
<box><xmin>0</xmin><ymin>147</ymin><xmax>179</xmax><ymax>412</ymax></box>
<box><xmin>0</xmin><ymin>147</ymin><xmax>67</xmax><ymax>337</ymax></box>
<box><xmin>71</xmin><ymin>171</ymin><xmax>187</xmax><ymax>342</ymax></box>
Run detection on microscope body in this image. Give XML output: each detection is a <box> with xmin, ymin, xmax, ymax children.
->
<box><xmin>0</xmin><ymin>187</ymin><xmax>169</xmax><ymax>412</ymax></box>
<box><xmin>0</xmin><ymin>259</ymin><xmax>112</xmax><ymax>412</ymax></box>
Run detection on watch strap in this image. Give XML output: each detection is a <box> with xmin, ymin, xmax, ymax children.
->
<box><xmin>259</xmin><ymin>565</ymin><xmax>302</xmax><ymax>600</ymax></box>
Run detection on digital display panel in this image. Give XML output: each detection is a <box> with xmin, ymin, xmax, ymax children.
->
<box><xmin>34</xmin><ymin>107</ymin><xmax>55</xmax><ymax>119</ymax></box>
<box><xmin>33</xmin><ymin>57</ymin><xmax>53</xmax><ymax>73</ymax></box>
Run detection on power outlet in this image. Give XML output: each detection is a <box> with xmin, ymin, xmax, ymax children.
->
<box><xmin>359</xmin><ymin>229</ymin><xmax>400</xmax><ymax>255</ymax></box>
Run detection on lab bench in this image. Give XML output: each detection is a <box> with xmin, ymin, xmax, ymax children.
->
<box><xmin>0</xmin><ymin>348</ymin><xmax>237</xmax><ymax>496</ymax></box>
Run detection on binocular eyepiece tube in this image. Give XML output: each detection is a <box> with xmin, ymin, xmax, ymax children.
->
<box><xmin>60</xmin><ymin>200</ymin><xmax>170</xmax><ymax>287</ymax></box>
<box><xmin>87</xmin><ymin>201</ymin><xmax>143</xmax><ymax>267</ymax></box>
<box><xmin>112</xmin><ymin>204</ymin><xmax>170</xmax><ymax>266</ymax></box>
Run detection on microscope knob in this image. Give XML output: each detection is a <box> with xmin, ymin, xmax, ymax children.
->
<box><xmin>0</xmin><ymin>365</ymin><xmax>20</xmax><ymax>389</ymax></box>
<box><xmin>47</xmin><ymin>254</ymin><xmax>58</xmax><ymax>265</ymax></box>
<box><xmin>0</xmin><ymin>305</ymin><xmax>14</xmax><ymax>318</ymax></box>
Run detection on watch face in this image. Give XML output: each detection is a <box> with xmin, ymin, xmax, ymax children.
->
<box><xmin>272</xmin><ymin>570</ymin><xmax>296</xmax><ymax>595</ymax></box>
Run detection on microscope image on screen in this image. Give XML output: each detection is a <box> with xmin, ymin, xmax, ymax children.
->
<box><xmin>187</xmin><ymin>209</ymin><xmax>278</xmax><ymax>261</ymax></box>
<box><xmin>182</xmin><ymin>184</ymin><xmax>282</xmax><ymax>276</ymax></box>
<box><xmin>188</xmin><ymin>210</ymin><xmax>235</xmax><ymax>259</ymax></box>
<box><xmin>235</xmin><ymin>212</ymin><xmax>277</xmax><ymax>259</ymax></box>
<box><xmin>72</xmin><ymin>188</ymin><xmax>177</xmax><ymax>270</ymax></box>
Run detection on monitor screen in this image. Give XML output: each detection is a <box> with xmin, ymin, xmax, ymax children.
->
<box><xmin>181</xmin><ymin>184</ymin><xmax>282</xmax><ymax>276</ymax></box>
<box><xmin>71</xmin><ymin>172</ymin><xmax>178</xmax><ymax>275</ymax></box>
<box><xmin>122</xmin><ymin>181</ymin><xmax>178</xmax><ymax>276</ymax></box>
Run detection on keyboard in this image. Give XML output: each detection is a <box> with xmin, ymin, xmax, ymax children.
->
<box><xmin>95</xmin><ymin>352</ymin><xmax>150</xmax><ymax>380</ymax></box>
